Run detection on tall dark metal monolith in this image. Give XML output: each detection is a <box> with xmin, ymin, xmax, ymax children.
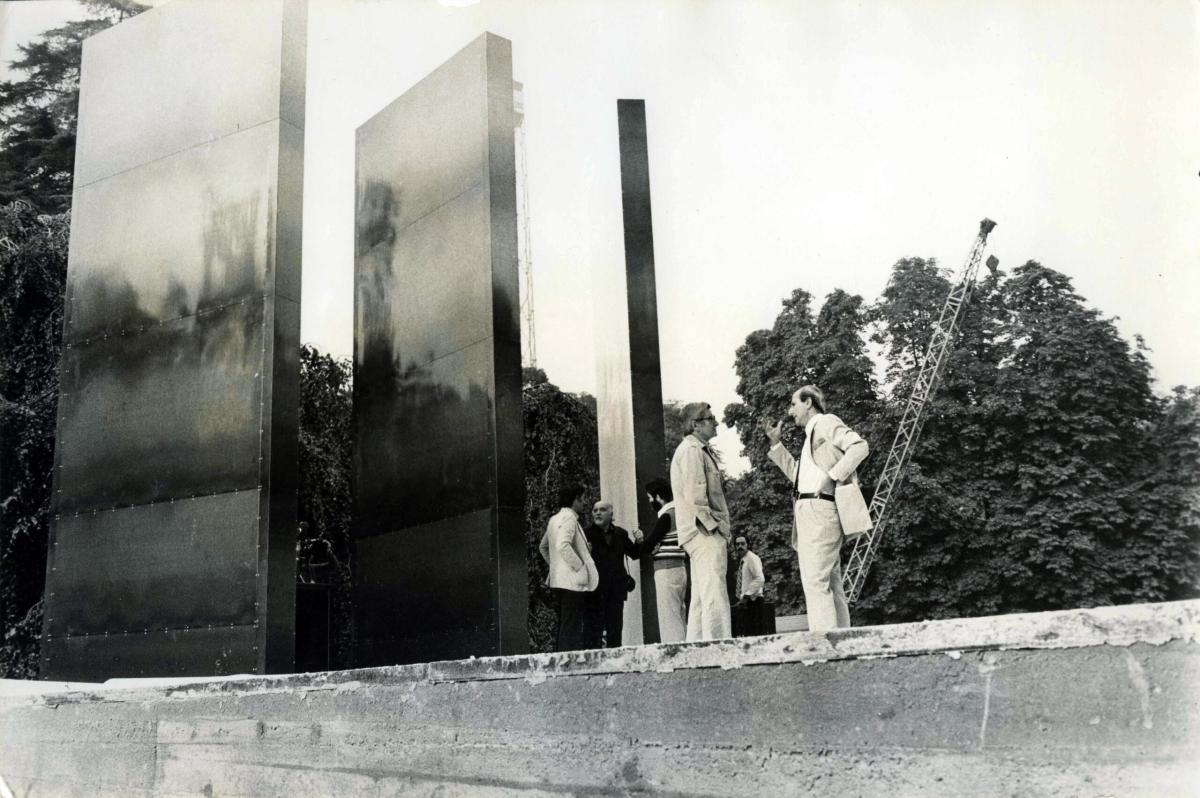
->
<box><xmin>40</xmin><ymin>0</ymin><xmax>306</xmax><ymax>680</ymax></box>
<box><xmin>352</xmin><ymin>33</ymin><xmax>526</xmax><ymax>665</ymax></box>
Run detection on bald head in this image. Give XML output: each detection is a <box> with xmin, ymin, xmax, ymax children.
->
<box><xmin>591</xmin><ymin>501</ymin><xmax>614</xmax><ymax>528</ymax></box>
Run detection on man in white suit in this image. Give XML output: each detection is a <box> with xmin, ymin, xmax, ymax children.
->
<box><xmin>539</xmin><ymin>484</ymin><xmax>599</xmax><ymax>651</ymax></box>
<box><xmin>670</xmin><ymin>401</ymin><xmax>732</xmax><ymax>641</ymax></box>
<box><xmin>763</xmin><ymin>385</ymin><xmax>869</xmax><ymax>631</ymax></box>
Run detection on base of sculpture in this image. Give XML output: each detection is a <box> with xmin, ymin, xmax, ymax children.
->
<box><xmin>5</xmin><ymin>602</ymin><xmax>1195</xmax><ymax>795</ymax></box>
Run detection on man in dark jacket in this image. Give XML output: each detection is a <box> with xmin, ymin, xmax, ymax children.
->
<box><xmin>584</xmin><ymin>501</ymin><xmax>643</xmax><ymax>648</ymax></box>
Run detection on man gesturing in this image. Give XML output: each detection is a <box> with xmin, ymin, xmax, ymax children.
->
<box><xmin>763</xmin><ymin>385</ymin><xmax>869</xmax><ymax>631</ymax></box>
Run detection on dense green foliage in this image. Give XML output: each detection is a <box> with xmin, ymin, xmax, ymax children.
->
<box><xmin>0</xmin><ymin>203</ymin><xmax>68</xmax><ymax>678</ymax></box>
<box><xmin>724</xmin><ymin>258</ymin><xmax>1200</xmax><ymax>622</ymax></box>
<box><xmin>296</xmin><ymin>345</ymin><xmax>355</xmax><ymax>668</ymax></box>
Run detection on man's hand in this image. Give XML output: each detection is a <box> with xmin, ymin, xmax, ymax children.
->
<box><xmin>761</xmin><ymin>418</ymin><xmax>783</xmax><ymax>446</ymax></box>
<box><xmin>634</xmin><ymin>529</ymin><xmax>645</xmax><ymax>544</ymax></box>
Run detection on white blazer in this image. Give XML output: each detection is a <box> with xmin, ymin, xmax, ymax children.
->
<box><xmin>539</xmin><ymin>507</ymin><xmax>599</xmax><ymax>592</ymax></box>
<box><xmin>768</xmin><ymin>413</ymin><xmax>870</xmax><ymax>550</ymax></box>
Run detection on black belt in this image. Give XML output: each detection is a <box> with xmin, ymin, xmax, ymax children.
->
<box><xmin>795</xmin><ymin>492</ymin><xmax>835</xmax><ymax>502</ymax></box>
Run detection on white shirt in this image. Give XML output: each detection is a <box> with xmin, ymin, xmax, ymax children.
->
<box><xmin>738</xmin><ymin>551</ymin><xmax>764</xmax><ymax>598</ymax></box>
<box><xmin>795</xmin><ymin>414</ymin><xmax>833</xmax><ymax>494</ymax></box>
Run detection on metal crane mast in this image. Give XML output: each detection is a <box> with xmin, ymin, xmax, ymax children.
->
<box><xmin>514</xmin><ymin>82</ymin><xmax>538</xmax><ymax>369</ymax></box>
<box><xmin>843</xmin><ymin>218</ymin><xmax>998</xmax><ymax>604</ymax></box>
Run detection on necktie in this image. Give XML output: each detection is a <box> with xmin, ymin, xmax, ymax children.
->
<box><xmin>735</xmin><ymin>557</ymin><xmax>743</xmax><ymax>597</ymax></box>
<box><xmin>794</xmin><ymin>433</ymin><xmax>808</xmax><ymax>494</ymax></box>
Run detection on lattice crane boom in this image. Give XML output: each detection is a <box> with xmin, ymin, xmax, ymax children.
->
<box><xmin>514</xmin><ymin>82</ymin><xmax>538</xmax><ymax>369</ymax></box>
<box><xmin>843</xmin><ymin>218</ymin><xmax>997</xmax><ymax>604</ymax></box>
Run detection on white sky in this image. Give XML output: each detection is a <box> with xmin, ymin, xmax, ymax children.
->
<box><xmin>5</xmin><ymin>0</ymin><xmax>1199</xmax><ymax>476</ymax></box>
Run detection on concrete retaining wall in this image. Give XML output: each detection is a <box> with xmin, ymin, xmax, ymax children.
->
<box><xmin>2</xmin><ymin>601</ymin><xmax>1197</xmax><ymax>796</ymax></box>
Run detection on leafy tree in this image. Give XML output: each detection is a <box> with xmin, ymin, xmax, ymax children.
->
<box><xmin>0</xmin><ymin>203</ymin><xmax>68</xmax><ymax>678</ymax></box>
<box><xmin>662</xmin><ymin>400</ymin><xmax>690</xmax><ymax>457</ymax></box>
<box><xmin>522</xmin><ymin>366</ymin><xmax>549</xmax><ymax>387</ymax></box>
<box><xmin>0</xmin><ymin>1</ymin><xmax>146</xmax><ymax>211</ymax></box>
<box><xmin>854</xmin><ymin>257</ymin><xmax>1012</xmax><ymax>621</ymax></box>
<box><xmin>723</xmin><ymin>288</ymin><xmax>880</xmax><ymax>615</ymax></box>
<box><xmin>297</xmin><ymin>345</ymin><xmax>355</xmax><ymax>668</ymax></box>
<box><xmin>857</xmin><ymin>258</ymin><xmax>1198</xmax><ymax>622</ymax></box>
<box><xmin>1144</xmin><ymin>386</ymin><xmax>1200</xmax><ymax>599</ymax></box>
<box><xmin>982</xmin><ymin>262</ymin><xmax>1182</xmax><ymax>612</ymax></box>
<box><xmin>522</xmin><ymin>371</ymin><xmax>600</xmax><ymax>652</ymax></box>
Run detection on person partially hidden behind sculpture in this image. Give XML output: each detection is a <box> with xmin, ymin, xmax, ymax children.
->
<box><xmin>642</xmin><ymin>477</ymin><xmax>688</xmax><ymax>644</ymax></box>
<box><xmin>539</xmin><ymin>484</ymin><xmax>599</xmax><ymax>651</ymax></box>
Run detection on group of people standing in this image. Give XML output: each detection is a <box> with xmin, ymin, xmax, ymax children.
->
<box><xmin>540</xmin><ymin>383</ymin><xmax>870</xmax><ymax>650</ymax></box>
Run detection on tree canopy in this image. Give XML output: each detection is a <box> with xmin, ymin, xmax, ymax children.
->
<box><xmin>0</xmin><ymin>0</ymin><xmax>146</xmax><ymax>211</ymax></box>
<box><xmin>296</xmin><ymin>345</ymin><xmax>355</xmax><ymax>667</ymax></box>
<box><xmin>0</xmin><ymin>202</ymin><xmax>68</xmax><ymax>678</ymax></box>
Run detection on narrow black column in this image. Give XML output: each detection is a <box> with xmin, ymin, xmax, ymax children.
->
<box><xmin>617</xmin><ymin>100</ymin><xmax>667</xmax><ymax>643</ymax></box>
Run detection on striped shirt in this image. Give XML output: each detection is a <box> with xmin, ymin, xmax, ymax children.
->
<box><xmin>644</xmin><ymin>502</ymin><xmax>686</xmax><ymax>566</ymax></box>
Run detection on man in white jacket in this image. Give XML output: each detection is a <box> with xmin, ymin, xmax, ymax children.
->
<box><xmin>669</xmin><ymin>401</ymin><xmax>732</xmax><ymax>641</ymax></box>
<box><xmin>764</xmin><ymin>384</ymin><xmax>869</xmax><ymax>631</ymax></box>
<box><xmin>539</xmin><ymin>484</ymin><xmax>599</xmax><ymax>651</ymax></box>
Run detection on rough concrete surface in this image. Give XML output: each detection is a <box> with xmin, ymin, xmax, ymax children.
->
<box><xmin>2</xmin><ymin>601</ymin><xmax>1197</xmax><ymax>797</ymax></box>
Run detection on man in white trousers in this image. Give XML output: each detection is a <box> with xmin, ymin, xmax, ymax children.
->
<box><xmin>642</xmin><ymin>477</ymin><xmax>687</xmax><ymax>643</ymax></box>
<box><xmin>670</xmin><ymin>401</ymin><xmax>732</xmax><ymax>641</ymax></box>
<box><xmin>763</xmin><ymin>385</ymin><xmax>869</xmax><ymax>631</ymax></box>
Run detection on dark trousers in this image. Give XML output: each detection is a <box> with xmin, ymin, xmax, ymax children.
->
<box><xmin>733</xmin><ymin>596</ymin><xmax>767</xmax><ymax>637</ymax></box>
<box><xmin>587</xmin><ymin>590</ymin><xmax>625</xmax><ymax>648</ymax></box>
<box><xmin>554</xmin><ymin>588</ymin><xmax>590</xmax><ymax>652</ymax></box>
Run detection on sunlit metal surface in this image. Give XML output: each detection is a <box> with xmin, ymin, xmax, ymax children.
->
<box><xmin>352</xmin><ymin>33</ymin><xmax>525</xmax><ymax>665</ymax></box>
<box><xmin>40</xmin><ymin>0</ymin><xmax>306</xmax><ymax>680</ymax></box>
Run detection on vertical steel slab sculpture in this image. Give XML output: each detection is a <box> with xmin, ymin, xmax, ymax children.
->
<box><xmin>353</xmin><ymin>33</ymin><xmax>526</xmax><ymax>665</ymax></box>
<box><xmin>595</xmin><ymin>100</ymin><xmax>668</xmax><ymax>645</ymax></box>
<box><xmin>40</xmin><ymin>0</ymin><xmax>306</xmax><ymax>680</ymax></box>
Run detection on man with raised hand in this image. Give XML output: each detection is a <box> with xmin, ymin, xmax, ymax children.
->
<box><xmin>763</xmin><ymin>384</ymin><xmax>869</xmax><ymax>631</ymax></box>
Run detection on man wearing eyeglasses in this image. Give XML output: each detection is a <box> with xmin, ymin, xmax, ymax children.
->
<box><xmin>669</xmin><ymin>402</ymin><xmax>732</xmax><ymax>641</ymax></box>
